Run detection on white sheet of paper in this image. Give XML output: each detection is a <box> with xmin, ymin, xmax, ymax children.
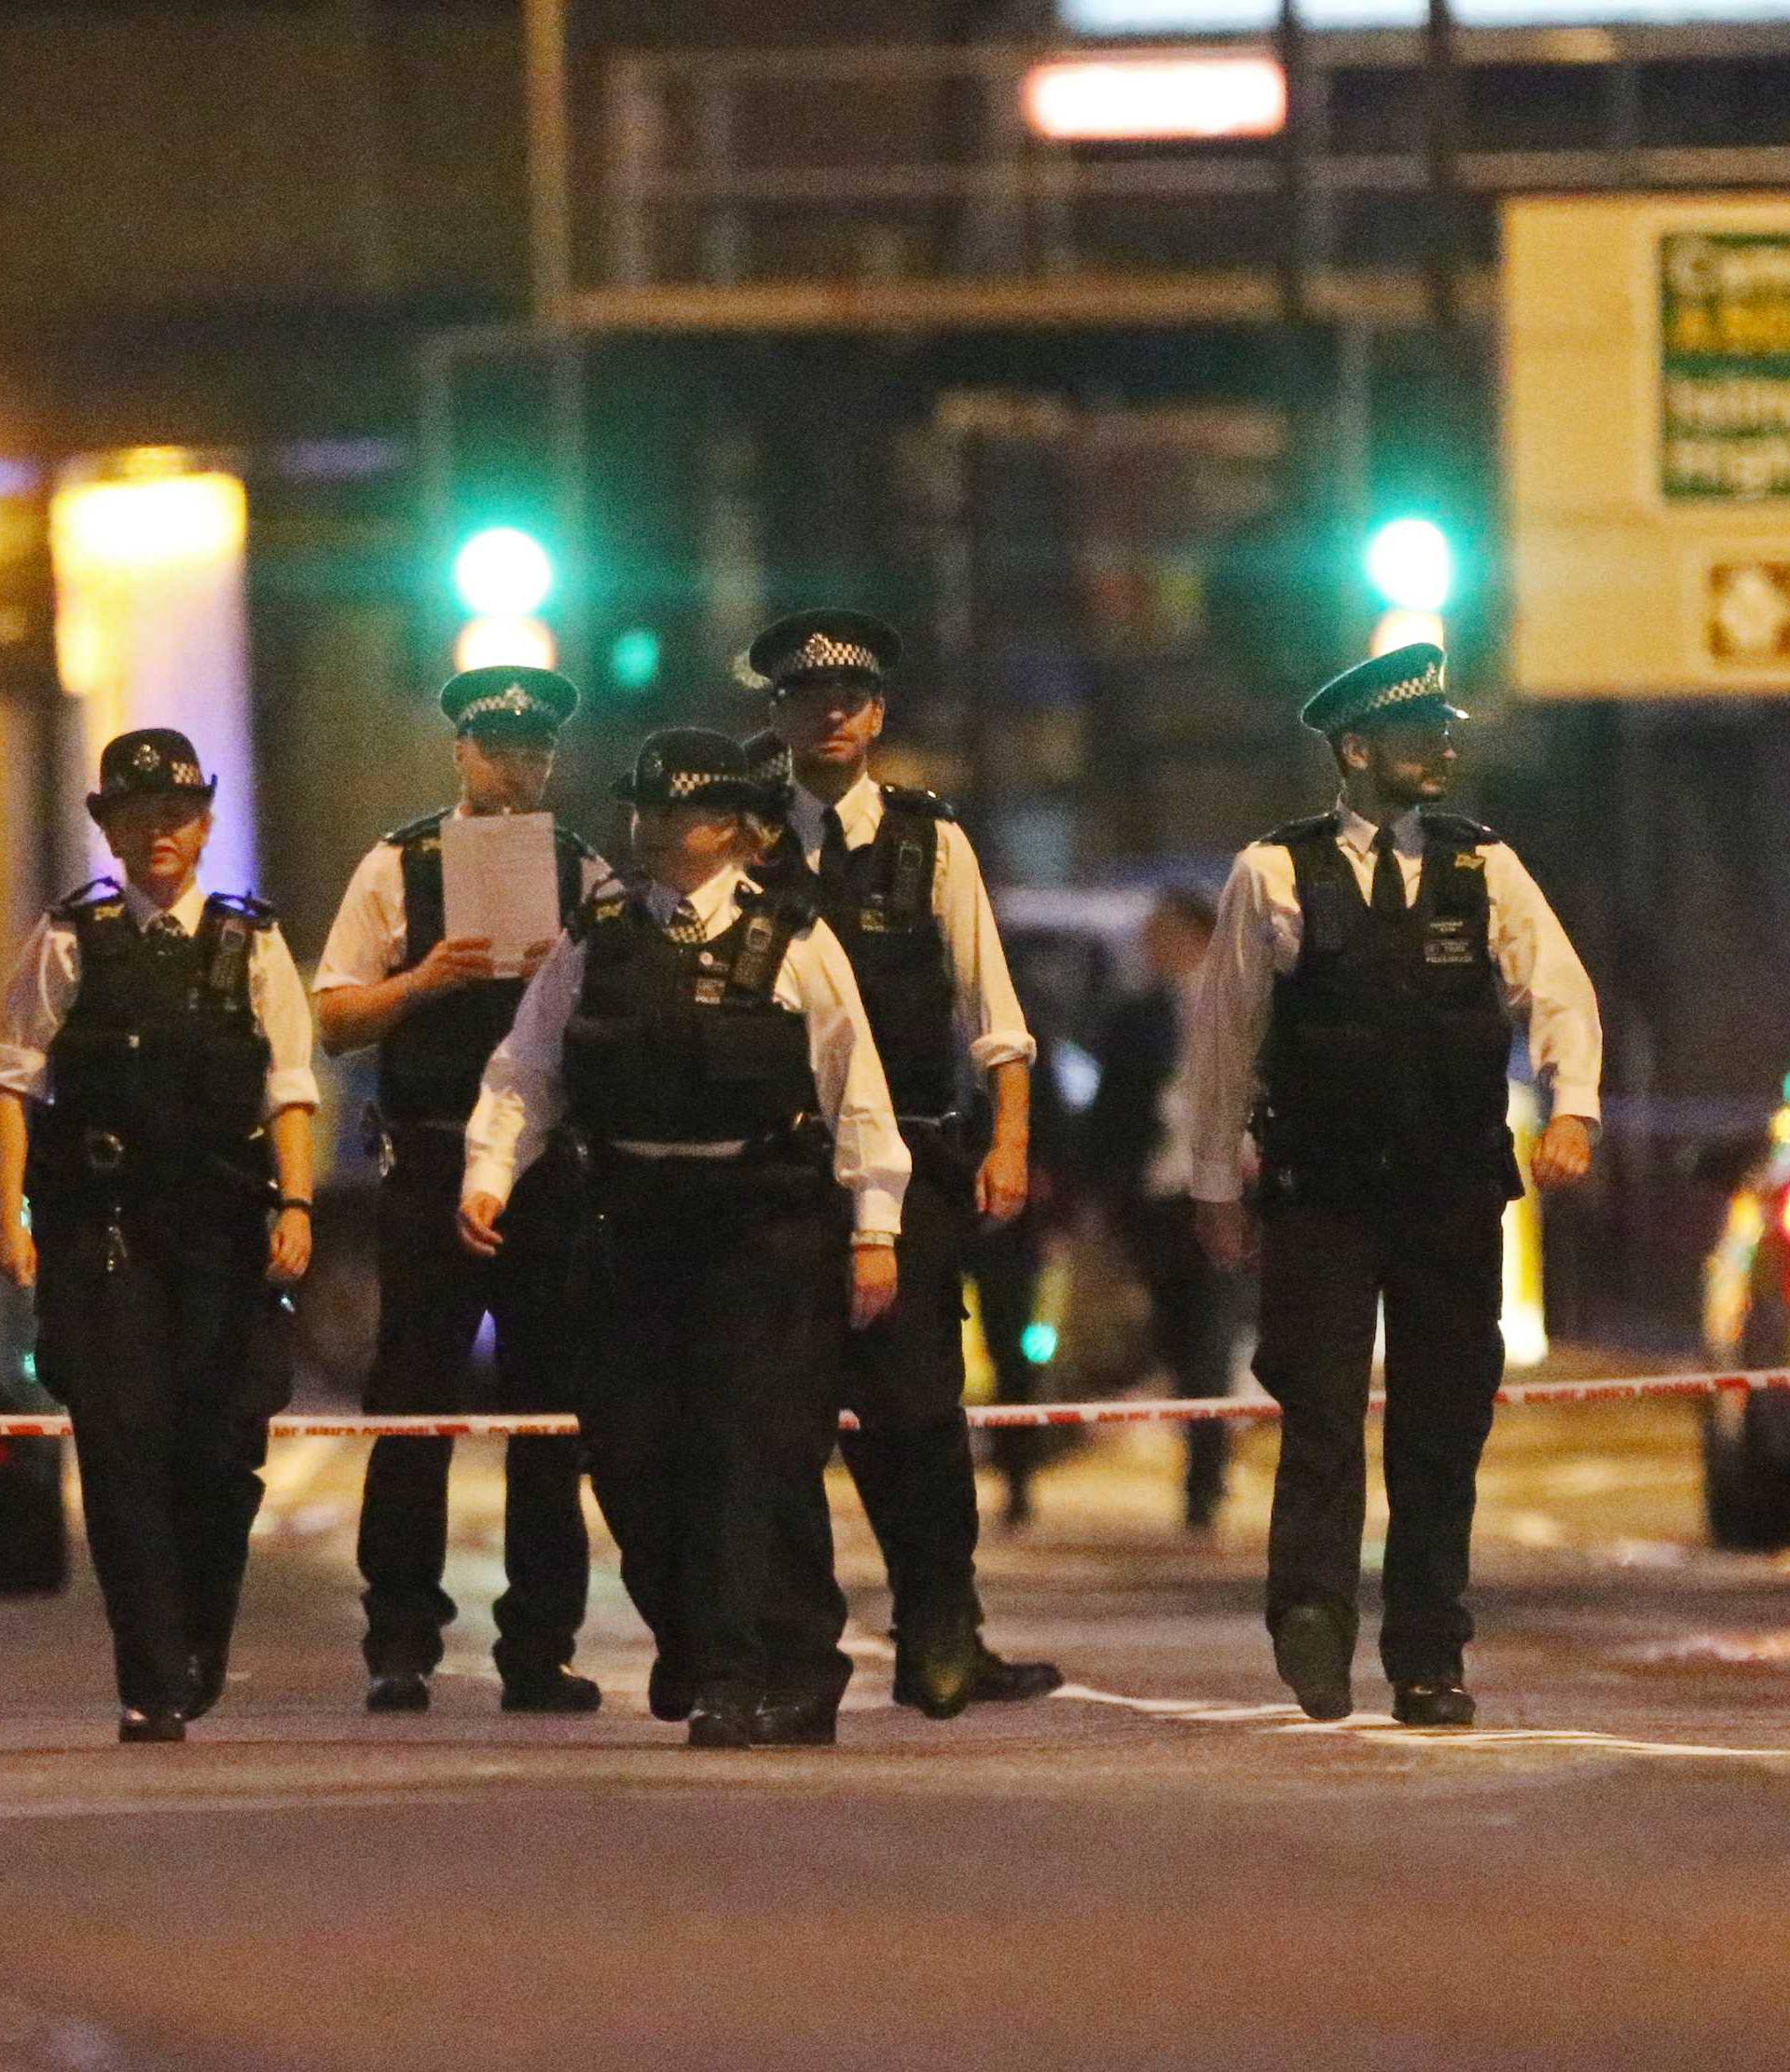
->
<box><xmin>440</xmin><ymin>811</ymin><xmax>560</xmax><ymax>978</ymax></box>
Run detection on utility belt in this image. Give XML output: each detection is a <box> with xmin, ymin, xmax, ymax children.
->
<box><xmin>363</xmin><ymin>1105</ymin><xmax>465</xmax><ymax>1185</ymax></box>
<box><xmin>898</xmin><ymin>1109</ymin><xmax>984</xmax><ymax>1192</ymax></box>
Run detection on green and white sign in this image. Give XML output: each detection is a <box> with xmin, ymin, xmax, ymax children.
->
<box><xmin>1660</xmin><ymin>231</ymin><xmax>1790</xmax><ymax>501</ymax></box>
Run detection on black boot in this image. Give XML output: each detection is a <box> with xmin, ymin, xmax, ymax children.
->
<box><xmin>891</xmin><ymin>1622</ymin><xmax>981</xmax><ymax>1720</ymax></box>
<box><xmin>1391</xmin><ymin>1681</ymin><xmax>1476</xmax><ymax>1728</ymax></box>
<box><xmin>688</xmin><ymin>1695</ymin><xmax>758</xmax><ymax>1749</ymax></box>
<box><xmin>964</xmin><ymin>1638</ymin><xmax>1063</xmax><ymax>1703</ymax></box>
<box><xmin>366</xmin><ymin>1670</ymin><xmax>430</xmax><ymax>1714</ymax></box>
<box><xmin>500</xmin><ymin>1667</ymin><xmax>602</xmax><ymax>1714</ymax></box>
<box><xmin>119</xmin><ymin>1708</ymin><xmax>186</xmax><ymax>1745</ymax></box>
<box><xmin>1273</xmin><ymin>1604</ymin><xmax>1354</xmax><ymax>1722</ymax></box>
<box><xmin>750</xmin><ymin>1694</ymin><xmax>839</xmax><ymax>1747</ymax></box>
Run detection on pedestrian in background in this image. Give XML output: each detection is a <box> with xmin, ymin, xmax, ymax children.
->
<box><xmin>314</xmin><ymin>666</ymin><xmax>609</xmax><ymax>1717</ymax></box>
<box><xmin>1080</xmin><ymin>887</ymin><xmax>1242</xmax><ymax>1534</ymax></box>
<box><xmin>0</xmin><ymin>730</ymin><xmax>317</xmax><ymax>1742</ymax></box>
<box><xmin>461</xmin><ymin>729</ymin><xmax>909</xmax><ymax>1750</ymax></box>
<box><xmin>1185</xmin><ymin>645</ymin><xmax>1600</xmax><ymax>1727</ymax></box>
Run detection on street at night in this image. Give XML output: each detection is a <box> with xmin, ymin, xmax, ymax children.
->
<box><xmin>0</xmin><ymin>1376</ymin><xmax>1785</xmax><ymax>2072</ymax></box>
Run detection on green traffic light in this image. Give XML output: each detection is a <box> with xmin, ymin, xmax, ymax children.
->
<box><xmin>454</xmin><ymin>528</ymin><xmax>554</xmax><ymax>618</ymax></box>
<box><xmin>1366</xmin><ymin>517</ymin><xmax>1453</xmax><ymax>614</ymax></box>
<box><xmin>610</xmin><ymin>626</ymin><xmax>662</xmax><ymax>693</ymax></box>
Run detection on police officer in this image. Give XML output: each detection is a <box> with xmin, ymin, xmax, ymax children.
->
<box><xmin>747</xmin><ymin>611</ymin><xmax>1061</xmax><ymax>1719</ymax></box>
<box><xmin>314</xmin><ymin>666</ymin><xmax>611</xmax><ymax>1715</ymax></box>
<box><xmin>1184</xmin><ymin>645</ymin><xmax>1602</xmax><ymax>1726</ymax></box>
<box><xmin>0</xmin><ymin>729</ymin><xmax>318</xmax><ymax>1742</ymax></box>
<box><xmin>461</xmin><ymin>729</ymin><xmax>910</xmax><ymax>1749</ymax></box>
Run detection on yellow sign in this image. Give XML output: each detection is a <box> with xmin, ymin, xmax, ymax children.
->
<box><xmin>1505</xmin><ymin>195</ymin><xmax>1790</xmax><ymax>698</ymax></box>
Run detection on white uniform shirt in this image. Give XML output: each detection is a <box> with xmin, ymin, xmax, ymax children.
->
<box><xmin>787</xmin><ymin>774</ymin><xmax>1037</xmax><ymax>1080</ymax></box>
<box><xmin>463</xmin><ymin>863</ymin><xmax>912</xmax><ymax>1237</ymax></box>
<box><xmin>312</xmin><ymin>810</ymin><xmax>616</xmax><ymax>995</ymax></box>
<box><xmin>0</xmin><ymin>879</ymin><xmax>321</xmax><ymax>1118</ymax></box>
<box><xmin>1180</xmin><ymin>802</ymin><xmax>1604</xmax><ymax>1203</ymax></box>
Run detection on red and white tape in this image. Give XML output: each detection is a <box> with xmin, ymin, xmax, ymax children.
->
<box><xmin>0</xmin><ymin>1367</ymin><xmax>1785</xmax><ymax>1439</ymax></box>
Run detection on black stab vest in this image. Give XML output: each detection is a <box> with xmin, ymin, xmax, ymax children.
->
<box><xmin>1256</xmin><ymin>814</ymin><xmax>1519</xmax><ymax>1198</ymax></box>
<box><xmin>377</xmin><ymin>810</ymin><xmax>592</xmax><ymax>1127</ymax></box>
<box><xmin>37</xmin><ymin>881</ymin><xmax>273</xmax><ymax>1194</ymax></box>
<box><xmin>757</xmin><ymin>789</ymin><xmax>957</xmax><ymax>1118</ymax></box>
<box><xmin>562</xmin><ymin>885</ymin><xmax>819</xmax><ymax>1146</ymax></box>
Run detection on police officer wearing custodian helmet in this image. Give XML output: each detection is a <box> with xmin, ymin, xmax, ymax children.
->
<box><xmin>1183</xmin><ymin>645</ymin><xmax>1602</xmax><ymax>1728</ymax></box>
<box><xmin>313</xmin><ymin>666</ymin><xmax>612</xmax><ymax>1715</ymax></box>
<box><xmin>461</xmin><ymin>730</ymin><xmax>910</xmax><ymax>1749</ymax></box>
<box><xmin>0</xmin><ymin>731</ymin><xmax>319</xmax><ymax>1742</ymax></box>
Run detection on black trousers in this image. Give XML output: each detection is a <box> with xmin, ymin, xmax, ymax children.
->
<box><xmin>1117</xmin><ymin>1195</ymin><xmax>1240</xmax><ymax>1526</ymax></box>
<box><xmin>358</xmin><ymin>1141</ymin><xmax>588</xmax><ymax>1680</ymax></box>
<box><xmin>34</xmin><ymin>1199</ymin><xmax>278</xmax><ymax>1715</ymax></box>
<box><xmin>837</xmin><ymin>1137</ymin><xmax>983</xmax><ymax>1640</ymax></box>
<box><xmin>1252</xmin><ymin>1181</ymin><xmax>1507</xmax><ymax>1683</ymax></box>
<box><xmin>582</xmin><ymin>1158</ymin><xmax>850</xmax><ymax>1708</ymax></box>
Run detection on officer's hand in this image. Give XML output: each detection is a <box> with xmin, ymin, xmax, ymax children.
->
<box><xmin>519</xmin><ymin>938</ymin><xmax>556</xmax><ymax>981</ymax></box>
<box><xmin>459</xmin><ymin>1192</ymin><xmax>506</xmax><ymax>1258</ymax></box>
<box><xmin>267</xmin><ymin>1207</ymin><xmax>311</xmax><ymax>1286</ymax></box>
<box><xmin>0</xmin><ymin>1216</ymin><xmax>36</xmax><ymax>1291</ymax></box>
<box><xmin>1194</xmin><ymin>1198</ymin><xmax>1258</xmax><ymax>1274</ymax></box>
<box><xmin>849</xmin><ymin>1242</ymin><xmax>899</xmax><ymax>1331</ymax></box>
<box><xmin>410</xmin><ymin>936</ymin><xmax>497</xmax><ymax>996</ymax></box>
<box><xmin>976</xmin><ymin>1142</ymin><xmax>1029</xmax><ymax>1228</ymax></box>
<box><xmin>1531</xmin><ymin>1115</ymin><xmax>1595</xmax><ymax>1192</ymax></box>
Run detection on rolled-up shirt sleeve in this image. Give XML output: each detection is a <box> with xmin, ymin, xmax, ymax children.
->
<box><xmin>935</xmin><ymin>821</ymin><xmax>1037</xmax><ymax>1076</ymax></box>
<box><xmin>777</xmin><ymin>918</ymin><xmax>911</xmax><ymax>1236</ymax></box>
<box><xmin>1484</xmin><ymin>844</ymin><xmax>1603</xmax><ymax>1122</ymax></box>
<box><xmin>251</xmin><ymin>926</ymin><xmax>322</xmax><ymax>1116</ymax></box>
<box><xmin>313</xmin><ymin>844</ymin><xmax>405</xmax><ymax>993</ymax></box>
<box><xmin>461</xmin><ymin>928</ymin><xmax>580</xmax><ymax>1206</ymax></box>
<box><xmin>1182</xmin><ymin>849</ymin><xmax>1277</xmax><ymax>1204</ymax></box>
<box><xmin>0</xmin><ymin>919</ymin><xmax>77</xmax><ymax>1103</ymax></box>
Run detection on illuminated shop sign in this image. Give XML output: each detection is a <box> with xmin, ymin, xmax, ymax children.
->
<box><xmin>1064</xmin><ymin>0</ymin><xmax>1790</xmax><ymax>31</ymax></box>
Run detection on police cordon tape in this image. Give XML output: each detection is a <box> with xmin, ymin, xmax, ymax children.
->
<box><xmin>0</xmin><ymin>1367</ymin><xmax>1786</xmax><ymax>1439</ymax></box>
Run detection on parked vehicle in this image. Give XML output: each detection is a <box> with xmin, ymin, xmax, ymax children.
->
<box><xmin>1700</xmin><ymin>1091</ymin><xmax>1790</xmax><ymax>1550</ymax></box>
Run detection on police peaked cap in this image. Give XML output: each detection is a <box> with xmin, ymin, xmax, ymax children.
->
<box><xmin>1300</xmin><ymin>643</ymin><xmax>1466</xmax><ymax>736</ymax></box>
<box><xmin>86</xmin><ymin>728</ymin><xmax>216</xmax><ymax>823</ymax></box>
<box><xmin>614</xmin><ymin>728</ymin><xmax>791</xmax><ymax>813</ymax></box>
<box><xmin>440</xmin><ymin>665</ymin><xmax>580</xmax><ymax>736</ymax></box>
<box><xmin>745</xmin><ymin>610</ymin><xmax>902</xmax><ymax>696</ymax></box>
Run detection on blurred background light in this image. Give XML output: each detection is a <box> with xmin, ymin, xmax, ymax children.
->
<box><xmin>608</xmin><ymin>625</ymin><xmax>663</xmax><ymax>693</ymax></box>
<box><xmin>1024</xmin><ymin>56</ymin><xmax>1287</xmax><ymax>142</ymax></box>
<box><xmin>1366</xmin><ymin>517</ymin><xmax>1454</xmax><ymax>614</ymax></box>
<box><xmin>453</xmin><ymin>527</ymin><xmax>554</xmax><ymax>618</ymax></box>
<box><xmin>453</xmin><ymin>613</ymin><xmax>558</xmax><ymax>672</ymax></box>
<box><xmin>1370</xmin><ymin>607</ymin><xmax>1448</xmax><ymax>656</ymax></box>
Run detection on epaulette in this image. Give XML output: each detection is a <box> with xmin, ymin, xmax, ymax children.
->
<box><xmin>1264</xmin><ymin>813</ymin><xmax>1341</xmax><ymax>847</ymax></box>
<box><xmin>878</xmin><ymin>783</ymin><xmax>957</xmax><ymax>824</ymax></box>
<box><xmin>50</xmin><ymin>876</ymin><xmax>125</xmax><ymax>923</ymax></box>
<box><xmin>382</xmin><ymin>807</ymin><xmax>449</xmax><ymax>848</ymax></box>
<box><xmin>571</xmin><ymin>883</ymin><xmax>630</xmax><ymax>941</ymax></box>
<box><xmin>1420</xmin><ymin>811</ymin><xmax>1498</xmax><ymax>847</ymax></box>
<box><xmin>555</xmin><ymin>824</ymin><xmax>598</xmax><ymax>861</ymax></box>
<box><xmin>205</xmin><ymin>890</ymin><xmax>278</xmax><ymax>928</ymax></box>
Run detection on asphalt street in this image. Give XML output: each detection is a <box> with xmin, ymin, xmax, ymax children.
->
<box><xmin>0</xmin><ymin>1370</ymin><xmax>1785</xmax><ymax>2072</ymax></box>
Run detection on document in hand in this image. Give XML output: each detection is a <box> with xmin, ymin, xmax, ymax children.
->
<box><xmin>440</xmin><ymin>811</ymin><xmax>560</xmax><ymax>978</ymax></box>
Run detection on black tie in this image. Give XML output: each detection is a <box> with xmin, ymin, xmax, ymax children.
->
<box><xmin>1370</xmin><ymin>826</ymin><xmax>1404</xmax><ymax>917</ymax></box>
<box><xmin>819</xmin><ymin>806</ymin><xmax>850</xmax><ymax>895</ymax></box>
<box><xmin>146</xmin><ymin>913</ymin><xmax>184</xmax><ymax>942</ymax></box>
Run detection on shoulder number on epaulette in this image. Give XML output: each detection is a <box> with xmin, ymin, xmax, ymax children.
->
<box><xmin>206</xmin><ymin>890</ymin><xmax>277</xmax><ymax>928</ymax></box>
<box><xmin>879</xmin><ymin>783</ymin><xmax>958</xmax><ymax>824</ymax></box>
<box><xmin>383</xmin><ymin>807</ymin><xmax>449</xmax><ymax>850</ymax></box>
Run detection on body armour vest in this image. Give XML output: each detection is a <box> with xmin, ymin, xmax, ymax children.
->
<box><xmin>561</xmin><ymin>884</ymin><xmax>819</xmax><ymax>1146</ymax></box>
<box><xmin>377</xmin><ymin>810</ymin><xmax>592</xmax><ymax>1127</ymax></box>
<box><xmin>1255</xmin><ymin>814</ymin><xmax>1519</xmax><ymax>1199</ymax></box>
<box><xmin>757</xmin><ymin>788</ymin><xmax>957</xmax><ymax>1118</ymax></box>
<box><xmin>39</xmin><ymin>880</ymin><xmax>273</xmax><ymax>1191</ymax></box>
